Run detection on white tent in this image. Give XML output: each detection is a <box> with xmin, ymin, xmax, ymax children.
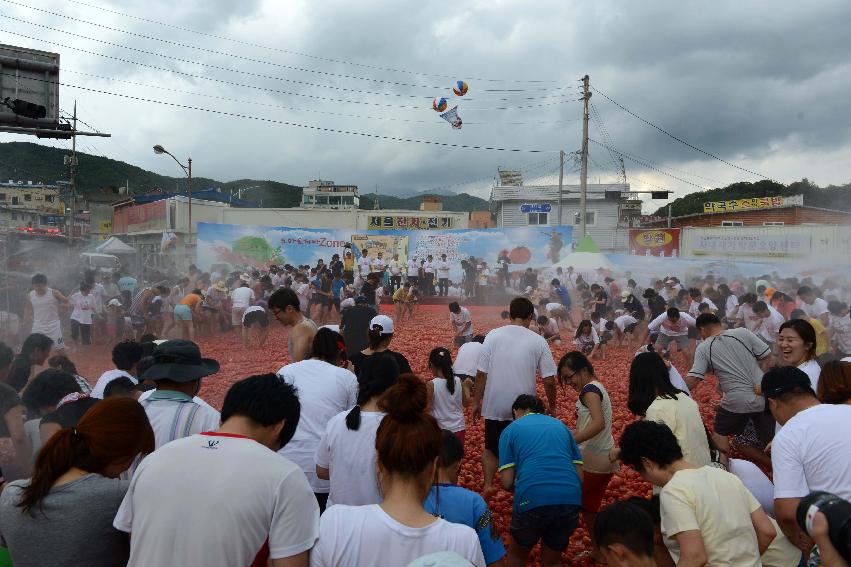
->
<box><xmin>95</xmin><ymin>236</ymin><xmax>136</xmax><ymax>255</ymax></box>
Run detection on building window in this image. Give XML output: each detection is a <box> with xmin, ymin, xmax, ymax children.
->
<box><xmin>11</xmin><ymin>212</ymin><xmax>17</xmax><ymax>220</ymax></box>
<box><xmin>528</xmin><ymin>212</ymin><xmax>548</xmax><ymax>225</ymax></box>
<box><xmin>721</xmin><ymin>221</ymin><xmax>743</xmax><ymax>227</ymax></box>
<box><xmin>572</xmin><ymin>210</ymin><xmax>597</xmax><ymax>227</ymax></box>
<box><xmin>0</xmin><ymin>193</ymin><xmax>5</xmax><ymax>201</ymax></box>
<box><xmin>45</xmin><ymin>195</ymin><xmax>54</xmax><ymax>203</ymax></box>
<box><xmin>763</xmin><ymin>221</ymin><xmax>784</xmax><ymax>226</ymax></box>
<box><xmin>11</xmin><ymin>196</ymin><xmax>18</xmax><ymax>205</ymax></box>
<box><xmin>24</xmin><ymin>194</ymin><xmax>32</xmax><ymax>201</ymax></box>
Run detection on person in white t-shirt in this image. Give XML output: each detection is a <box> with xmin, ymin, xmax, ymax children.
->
<box><xmin>315</xmin><ymin>352</ymin><xmax>401</xmax><ymax>507</ymax></box>
<box><xmin>24</xmin><ymin>274</ymin><xmax>69</xmax><ymax>352</ymax></box>
<box><xmin>761</xmin><ymin>366</ymin><xmax>851</xmax><ymax>551</ymax></box>
<box><xmin>115</xmin><ymin>373</ymin><xmax>319</xmax><ymax>567</ymax></box>
<box><xmin>426</xmin><ymin>347</ymin><xmax>470</xmax><ymax>443</ymax></box>
<box><xmin>611</xmin><ymin>313</ymin><xmax>639</xmax><ymax>348</ymax></box>
<box><xmin>311</xmin><ymin>374</ymin><xmax>485</xmax><ymax>567</ymax></box>
<box><xmin>797</xmin><ymin>286</ymin><xmax>829</xmax><ymax>326</ymax></box>
<box><xmin>472</xmin><ymin>297</ymin><xmax>557</xmax><ymax>497</ymax></box>
<box><xmin>448</xmin><ymin>302</ymin><xmax>473</xmax><ymax>347</ymax></box>
<box><xmin>90</xmin><ymin>341</ymin><xmax>144</xmax><ymax>398</ymax></box>
<box><xmin>358</xmin><ymin>248</ymin><xmax>372</xmax><ymax>279</ymax></box>
<box><xmin>229</xmin><ymin>282</ymin><xmax>255</xmax><ymax>329</ymax></box>
<box><xmin>436</xmin><ymin>254</ymin><xmax>451</xmax><ymax>297</ymax></box>
<box><xmin>776</xmin><ymin>319</ymin><xmax>821</xmax><ymax>392</ymax></box>
<box><xmin>136</xmin><ymin>340</ymin><xmax>221</xmax><ymax>451</ymax></box>
<box><xmin>68</xmin><ymin>282</ymin><xmax>97</xmax><ymax>348</ymax></box>
<box><xmin>277</xmin><ymin>329</ymin><xmax>357</xmax><ymax>513</ymax></box>
<box><xmin>687</xmin><ymin>288</ymin><xmax>717</xmax><ymax>319</ymax></box>
<box><xmin>753</xmin><ymin>301</ymin><xmax>786</xmax><ymax>347</ymax></box>
<box><xmin>452</xmin><ymin>336</ymin><xmax>484</xmax><ymax>380</ymax></box>
<box><xmin>648</xmin><ymin>308</ymin><xmax>696</xmax><ymax>364</ymax></box>
<box><xmin>406</xmin><ymin>256</ymin><xmax>420</xmax><ymax>286</ymax></box>
<box><xmin>827</xmin><ymin>300</ymin><xmax>851</xmax><ymax>358</ymax></box>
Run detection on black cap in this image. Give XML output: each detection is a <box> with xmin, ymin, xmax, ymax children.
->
<box><xmin>761</xmin><ymin>366</ymin><xmax>814</xmax><ymax>399</ymax></box>
<box><xmin>355</xmin><ymin>295</ymin><xmax>368</xmax><ymax>304</ymax></box>
<box><xmin>642</xmin><ymin>288</ymin><xmax>657</xmax><ymax>299</ymax></box>
<box><xmin>141</xmin><ymin>339</ymin><xmax>220</xmax><ymax>383</ymax></box>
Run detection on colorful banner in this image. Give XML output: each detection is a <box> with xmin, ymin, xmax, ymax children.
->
<box><xmin>702</xmin><ymin>194</ymin><xmax>803</xmax><ymax>214</ymax></box>
<box><xmin>628</xmin><ymin>228</ymin><xmax>681</xmax><ymax>257</ymax></box>
<box><xmin>196</xmin><ymin>223</ymin><xmax>573</xmax><ymax>286</ymax></box>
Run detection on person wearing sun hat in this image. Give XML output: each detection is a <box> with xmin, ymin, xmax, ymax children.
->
<box><xmin>136</xmin><ymin>339</ymin><xmax>221</xmax><ymax>451</ymax></box>
<box><xmin>348</xmin><ymin>314</ymin><xmax>412</xmax><ymax>377</ymax></box>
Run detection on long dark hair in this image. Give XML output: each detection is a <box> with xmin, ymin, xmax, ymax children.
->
<box><xmin>575</xmin><ymin>320</ymin><xmax>592</xmax><ymax>339</ymax></box>
<box><xmin>428</xmin><ymin>347</ymin><xmax>455</xmax><ymax>394</ymax></box>
<box><xmin>19</xmin><ymin>398</ymin><xmax>154</xmax><ymax>514</ymax></box>
<box><xmin>628</xmin><ymin>352</ymin><xmax>682</xmax><ymax>416</ymax></box>
<box><xmin>368</xmin><ymin>328</ymin><xmax>392</xmax><ymax>350</ymax></box>
<box><xmin>346</xmin><ymin>352</ymin><xmax>400</xmax><ymax>430</ymax></box>
<box><xmin>312</xmin><ymin>328</ymin><xmax>347</xmax><ymax>365</ymax></box>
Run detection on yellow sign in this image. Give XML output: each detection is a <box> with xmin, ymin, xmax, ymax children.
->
<box><xmin>703</xmin><ymin>194</ymin><xmax>802</xmax><ymax>214</ymax></box>
<box><xmin>367</xmin><ymin>215</ymin><xmax>454</xmax><ymax>230</ymax></box>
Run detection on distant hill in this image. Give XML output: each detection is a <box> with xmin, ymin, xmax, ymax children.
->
<box><xmin>654</xmin><ymin>178</ymin><xmax>851</xmax><ymax>217</ymax></box>
<box><xmin>0</xmin><ymin>142</ymin><xmax>490</xmax><ymax>212</ymax></box>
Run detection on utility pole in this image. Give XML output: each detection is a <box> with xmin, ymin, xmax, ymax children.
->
<box><xmin>187</xmin><ymin>157</ymin><xmax>193</xmax><ymax>244</ymax></box>
<box><xmin>557</xmin><ymin>150</ymin><xmax>564</xmax><ymax>226</ymax></box>
<box><xmin>68</xmin><ymin>101</ymin><xmax>77</xmax><ymax>240</ymax></box>
<box><xmin>579</xmin><ymin>75</ymin><xmax>591</xmax><ymax>240</ymax></box>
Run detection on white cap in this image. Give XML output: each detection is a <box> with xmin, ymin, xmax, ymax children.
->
<box><xmin>842</xmin><ymin>357</ymin><xmax>851</xmax><ymax>363</ymax></box>
<box><xmin>524</xmin><ymin>286</ymin><xmax>533</xmax><ymax>293</ymax></box>
<box><xmin>370</xmin><ymin>314</ymin><xmax>394</xmax><ymax>335</ymax></box>
<box><xmin>107</xmin><ymin>298</ymin><xmax>122</xmax><ymax>307</ymax></box>
<box><xmin>240</xmin><ymin>273</ymin><xmax>251</xmax><ymax>282</ymax></box>
<box><xmin>340</xmin><ymin>297</ymin><xmax>355</xmax><ymax>309</ymax></box>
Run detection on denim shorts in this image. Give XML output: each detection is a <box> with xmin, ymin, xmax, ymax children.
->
<box><xmin>174</xmin><ymin>304</ymin><xmax>193</xmax><ymax>321</ymax></box>
<box><xmin>510</xmin><ymin>504</ymin><xmax>580</xmax><ymax>551</ymax></box>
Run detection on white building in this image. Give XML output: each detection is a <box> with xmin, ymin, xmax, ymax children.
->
<box><xmin>300</xmin><ymin>179</ymin><xmax>359</xmax><ymax>208</ymax></box>
<box><xmin>490</xmin><ymin>181</ymin><xmax>641</xmax><ymax>251</ymax></box>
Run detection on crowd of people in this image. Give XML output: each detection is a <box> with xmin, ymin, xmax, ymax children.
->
<box><xmin>0</xmin><ymin>257</ymin><xmax>849</xmax><ymax>566</ymax></box>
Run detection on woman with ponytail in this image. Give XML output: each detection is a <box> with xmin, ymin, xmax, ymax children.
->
<box><xmin>312</xmin><ymin>374</ymin><xmax>485</xmax><ymax>566</ymax></box>
<box><xmin>277</xmin><ymin>328</ymin><xmax>357</xmax><ymax>513</ymax></box>
<box><xmin>426</xmin><ymin>347</ymin><xmax>471</xmax><ymax>446</ymax></box>
<box><xmin>315</xmin><ymin>351</ymin><xmax>400</xmax><ymax>507</ymax></box>
<box><xmin>348</xmin><ymin>314</ymin><xmax>412</xmax><ymax>377</ymax></box>
<box><xmin>0</xmin><ymin>397</ymin><xmax>154</xmax><ymax>567</ymax></box>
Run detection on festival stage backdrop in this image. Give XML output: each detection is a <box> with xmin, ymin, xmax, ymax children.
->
<box><xmin>196</xmin><ymin>223</ymin><xmax>573</xmax><ymax>284</ymax></box>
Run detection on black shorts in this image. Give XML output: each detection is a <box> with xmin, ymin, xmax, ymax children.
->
<box><xmin>510</xmin><ymin>504</ymin><xmax>580</xmax><ymax>551</ymax></box>
<box><xmin>70</xmin><ymin>320</ymin><xmax>92</xmax><ymax>345</ymax></box>
<box><xmin>484</xmin><ymin>419</ymin><xmax>511</xmax><ymax>457</ymax></box>
<box><xmin>408</xmin><ymin>276</ymin><xmax>419</xmax><ymax>286</ymax></box>
<box><xmin>687</xmin><ymin>327</ymin><xmax>699</xmax><ymax>339</ymax></box>
<box><xmin>623</xmin><ymin>322</ymin><xmax>638</xmax><ymax>334</ymax></box>
<box><xmin>714</xmin><ymin>406</ymin><xmax>775</xmax><ymax>446</ymax></box>
<box><xmin>243</xmin><ymin>310</ymin><xmax>269</xmax><ymax>328</ymax></box>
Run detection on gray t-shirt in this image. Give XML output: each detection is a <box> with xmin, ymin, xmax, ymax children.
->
<box><xmin>0</xmin><ymin>474</ymin><xmax>130</xmax><ymax>567</ymax></box>
<box><xmin>688</xmin><ymin>327</ymin><xmax>770</xmax><ymax>413</ymax></box>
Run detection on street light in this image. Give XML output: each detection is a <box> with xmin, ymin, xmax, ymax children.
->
<box><xmin>153</xmin><ymin>144</ymin><xmax>192</xmax><ymax>241</ymax></box>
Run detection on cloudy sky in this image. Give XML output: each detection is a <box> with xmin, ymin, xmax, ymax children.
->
<box><xmin>1</xmin><ymin>0</ymin><xmax>849</xmax><ymax>209</ymax></box>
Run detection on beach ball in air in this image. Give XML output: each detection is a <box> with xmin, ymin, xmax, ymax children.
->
<box><xmin>433</xmin><ymin>97</ymin><xmax>448</xmax><ymax>112</ymax></box>
<box><xmin>453</xmin><ymin>81</ymin><xmax>469</xmax><ymax>96</ymax></box>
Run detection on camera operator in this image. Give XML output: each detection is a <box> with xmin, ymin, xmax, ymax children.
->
<box><xmin>797</xmin><ymin>492</ymin><xmax>851</xmax><ymax>567</ymax></box>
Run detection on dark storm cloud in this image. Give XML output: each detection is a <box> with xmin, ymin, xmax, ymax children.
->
<box><xmin>0</xmin><ymin>0</ymin><xmax>849</xmax><ymax>200</ymax></box>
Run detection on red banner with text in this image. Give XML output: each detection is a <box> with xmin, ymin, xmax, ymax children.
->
<box><xmin>629</xmin><ymin>228</ymin><xmax>681</xmax><ymax>257</ymax></box>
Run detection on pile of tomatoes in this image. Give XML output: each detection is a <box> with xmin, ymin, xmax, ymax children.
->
<box><xmin>68</xmin><ymin>304</ymin><xmax>722</xmax><ymax>566</ymax></box>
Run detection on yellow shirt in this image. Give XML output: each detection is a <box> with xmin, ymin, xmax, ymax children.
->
<box><xmin>646</xmin><ymin>393</ymin><xmax>711</xmax><ymax>468</ymax></box>
<box><xmin>661</xmin><ymin>466</ymin><xmax>762</xmax><ymax>567</ymax></box>
<box><xmin>392</xmin><ymin>287</ymin><xmax>411</xmax><ymax>302</ymax></box>
<box><xmin>761</xmin><ymin>517</ymin><xmax>801</xmax><ymax>567</ymax></box>
<box><xmin>809</xmin><ymin>317</ymin><xmax>829</xmax><ymax>357</ymax></box>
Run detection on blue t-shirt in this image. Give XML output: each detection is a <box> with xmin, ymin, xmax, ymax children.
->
<box><xmin>555</xmin><ymin>285</ymin><xmax>571</xmax><ymax>308</ymax></box>
<box><xmin>331</xmin><ymin>279</ymin><xmax>346</xmax><ymax>299</ymax></box>
<box><xmin>117</xmin><ymin>276</ymin><xmax>137</xmax><ymax>295</ymax></box>
<box><xmin>424</xmin><ymin>484</ymin><xmax>506</xmax><ymax>565</ymax></box>
<box><xmin>498</xmin><ymin>413</ymin><xmax>583</xmax><ymax>512</ymax></box>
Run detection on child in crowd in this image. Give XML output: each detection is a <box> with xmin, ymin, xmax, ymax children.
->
<box><xmin>423</xmin><ymin>431</ymin><xmax>506</xmax><ymax>567</ymax></box>
<box><xmin>426</xmin><ymin>348</ymin><xmax>470</xmax><ymax>446</ymax></box>
<box><xmin>574</xmin><ymin>320</ymin><xmax>602</xmax><ymax>360</ymax></box>
<box><xmin>536</xmin><ymin>315</ymin><xmax>562</xmax><ymax>345</ymax></box>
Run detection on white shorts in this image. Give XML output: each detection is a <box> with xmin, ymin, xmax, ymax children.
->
<box><xmin>32</xmin><ymin>321</ymin><xmax>64</xmax><ymax>348</ymax></box>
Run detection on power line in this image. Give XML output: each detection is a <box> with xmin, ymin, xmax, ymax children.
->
<box><xmin>63</xmin><ymin>0</ymin><xmax>563</xmax><ymax>84</ymax></box>
<box><xmin>0</xmin><ymin>71</ymin><xmax>558</xmax><ymax>154</ymax></box>
<box><xmin>62</xmin><ymin>69</ymin><xmax>584</xmax><ymax>127</ymax></box>
<box><xmin>589</xmin><ymin>138</ymin><xmax>708</xmax><ymax>190</ymax></box>
<box><xmin>591</xmin><ymin>85</ymin><xmax>773</xmax><ymax>181</ymax></box>
<box><xmin>0</xmin><ymin>12</ymin><xmax>571</xmax><ymax>102</ymax></box>
<box><xmin>0</xmin><ymin>29</ymin><xmax>581</xmax><ymax>112</ymax></box>
<box><xmin>2</xmin><ymin>0</ymin><xmax>566</xmax><ymax>95</ymax></box>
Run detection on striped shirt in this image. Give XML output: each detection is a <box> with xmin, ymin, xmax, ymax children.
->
<box><xmin>139</xmin><ymin>390</ymin><xmax>221</xmax><ymax>450</ymax></box>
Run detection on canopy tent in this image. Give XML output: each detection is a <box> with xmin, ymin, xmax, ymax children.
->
<box><xmin>95</xmin><ymin>236</ymin><xmax>136</xmax><ymax>255</ymax></box>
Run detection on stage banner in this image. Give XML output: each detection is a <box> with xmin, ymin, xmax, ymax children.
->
<box><xmin>628</xmin><ymin>228</ymin><xmax>681</xmax><ymax>257</ymax></box>
<box><xmin>197</xmin><ymin>223</ymin><xmax>572</xmax><ymax>285</ymax></box>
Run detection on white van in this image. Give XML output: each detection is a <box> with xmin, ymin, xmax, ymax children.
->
<box><xmin>80</xmin><ymin>253</ymin><xmax>121</xmax><ymax>275</ymax></box>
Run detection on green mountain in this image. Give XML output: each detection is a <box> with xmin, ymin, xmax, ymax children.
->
<box><xmin>654</xmin><ymin>178</ymin><xmax>851</xmax><ymax>217</ymax></box>
<box><xmin>0</xmin><ymin>142</ymin><xmax>490</xmax><ymax>211</ymax></box>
